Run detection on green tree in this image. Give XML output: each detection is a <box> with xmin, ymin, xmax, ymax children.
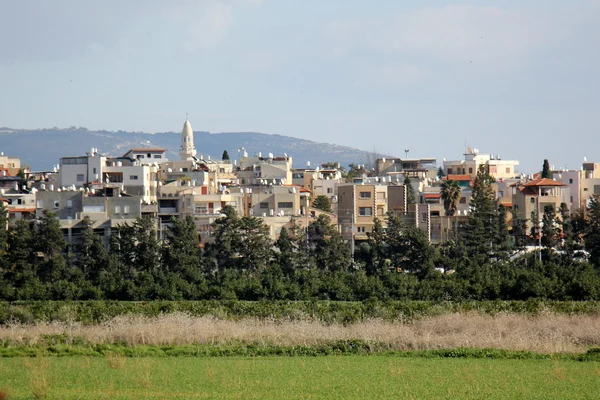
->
<box><xmin>33</xmin><ymin>210</ymin><xmax>68</xmax><ymax>282</ymax></box>
<box><xmin>222</xmin><ymin>150</ymin><xmax>230</xmax><ymax>160</ymax></box>
<box><xmin>206</xmin><ymin>206</ymin><xmax>271</xmax><ymax>271</ymax></box>
<box><xmin>346</xmin><ymin>164</ymin><xmax>366</xmax><ymax>182</ymax></box>
<box><xmin>312</xmin><ymin>195</ymin><xmax>333</xmax><ymax>213</ymax></box>
<box><xmin>0</xmin><ymin>202</ymin><xmax>8</xmax><ymax>265</ymax></box>
<box><xmin>274</xmin><ymin>227</ymin><xmax>297</xmax><ymax>274</ymax></box>
<box><xmin>75</xmin><ymin>216</ymin><xmax>108</xmax><ymax>282</ymax></box>
<box><xmin>541</xmin><ymin>159</ymin><xmax>551</xmax><ymax>179</ymax></box>
<box><xmin>365</xmin><ymin>217</ymin><xmax>387</xmax><ymax>275</ymax></box>
<box><xmin>437</xmin><ymin>166</ymin><xmax>445</xmax><ymax>179</ymax></box>
<box><xmin>541</xmin><ymin>205</ymin><xmax>560</xmax><ymax>249</ymax></box>
<box><xmin>404</xmin><ymin>175</ymin><xmax>416</xmax><ymax>204</ymax></box>
<box><xmin>385</xmin><ymin>213</ymin><xmax>434</xmax><ymax>278</ymax></box>
<box><xmin>307</xmin><ymin>214</ymin><xmax>350</xmax><ymax>271</ymax></box>
<box><xmin>584</xmin><ymin>194</ymin><xmax>600</xmax><ymax>268</ymax></box>
<box><xmin>440</xmin><ymin>180</ymin><xmax>461</xmax><ymax>216</ymax></box>
<box><xmin>465</xmin><ymin>165</ymin><xmax>498</xmax><ymax>260</ymax></box>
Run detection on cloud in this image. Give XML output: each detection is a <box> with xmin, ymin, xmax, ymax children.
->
<box><xmin>325</xmin><ymin>5</ymin><xmax>550</xmax><ymax>70</ymax></box>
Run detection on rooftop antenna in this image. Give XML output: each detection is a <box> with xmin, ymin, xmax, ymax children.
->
<box><xmin>186</xmin><ymin>112</ymin><xmax>188</xmax><ymax>121</ymax></box>
<box><xmin>404</xmin><ymin>149</ymin><xmax>409</xmax><ymax>158</ymax></box>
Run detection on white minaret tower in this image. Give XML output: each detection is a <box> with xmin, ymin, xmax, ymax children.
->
<box><xmin>180</xmin><ymin>115</ymin><xmax>197</xmax><ymax>161</ymax></box>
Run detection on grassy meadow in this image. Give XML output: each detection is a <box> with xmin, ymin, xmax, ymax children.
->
<box><xmin>0</xmin><ymin>356</ymin><xmax>599</xmax><ymax>400</ymax></box>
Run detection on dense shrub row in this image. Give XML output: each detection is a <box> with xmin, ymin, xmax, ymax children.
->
<box><xmin>2</xmin><ymin>299</ymin><xmax>600</xmax><ymax>325</ymax></box>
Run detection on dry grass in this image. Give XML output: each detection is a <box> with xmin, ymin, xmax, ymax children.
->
<box><xmin>1</xmin><ymin>311</ymin><xmax>599</xmax><ymax>353</ymax></box>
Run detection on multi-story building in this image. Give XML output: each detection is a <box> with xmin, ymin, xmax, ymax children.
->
<box><xmin>376</xmin><ymin>157</ymin><xmax>438</xmax><ymax>180</ymax></box>
<box><xmin>57</xmin><ymin>148</ymin><xmax>160</xmax><ymax>203</ymax></box>
<box><xmin>443</xmin><ymin>147</ymin><xmax>519</xmax><ymax>180</ymax></box>
<box><xmin>36</xmin><ymin>187</ymin><xmax>141</xmax><ymax>247</ymax></box>
<box><xmin>337</xmin><ymin>183</ymin><xmax>406</xmax><ymax>242</ymax></box>
<box><xmin>0</xmin><ymin>151</ymin><xmax>21</xmax><ymax>176</ymax></box>
<box><xmin>236</xmin><ymin>149</ymin><xmax>293</xmax><ymax>186</ymax></box>
<box><xmin>552</xmin><ymin>162</ymin><xmax>600</xmax><ymax>214</ymax></box>
<box><xmin>511</xmin><ymin>178</ymin><xmax>569</xmax><ymax>233</ymax></box>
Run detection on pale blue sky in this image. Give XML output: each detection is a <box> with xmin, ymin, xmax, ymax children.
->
<box><xmin>1</xmin><ymin>0</ymin><xmax>598</xmax><ymax>172</ymax></box>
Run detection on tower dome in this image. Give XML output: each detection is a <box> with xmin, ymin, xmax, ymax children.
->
<box><xmin>180</xmin><ymin>118</ymin><xmax>197</xmax><ymax>160</ymax></box>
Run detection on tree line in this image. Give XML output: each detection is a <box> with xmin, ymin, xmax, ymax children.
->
<box><xmin>2</xmin><ymin>165</ymin><xmax>600</xmax><ymax>301</ymax></box>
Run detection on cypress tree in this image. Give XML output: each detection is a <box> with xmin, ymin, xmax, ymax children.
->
<box><xmin>222</xmin><ymin>150</ymin><xmax>230</xmax><ymax>161</ymax></box>
<box><xmin>312</xmin><ymin>195</ymin><xmax>333</xmax><ymax>213</ymax></box>
<box><xmin>541</xmin><ymin>159</ymin><xmax>551</xmax><ymax>179</ymax></box>
<box><xmin>404</xmin><ymin>175</ymin><xmax>416</xmax><ymax>205</ymax></box>
<box><xmin>584</xmin><ymin>194</ymin><xmax>600</xmax><ymax>268</ymax></box>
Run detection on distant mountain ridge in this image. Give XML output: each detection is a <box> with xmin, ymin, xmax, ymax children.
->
<box><xmin>0</xmin><ymin>127</ymin><xmax>388</xmax><ymax>171</ymax></box>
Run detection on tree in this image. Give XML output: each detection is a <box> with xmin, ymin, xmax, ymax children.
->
<box><xmin>404</xmin><ymin>175</ymin><xmax>416</xmax><ymax>205</ymax></box>
<box><xmin>222</xmin><ymin>150</ymin><xmax>230</xmax><ymax>161</ymax></box>
<box><xmin>366</xmin><ymin>217</ymin><xmax>386</xmax><ymax>275</ymax></box>
<box><xmin>584</xmin><ymin>194</ymin><xmax>600</xmax><ymax>268</ymax></box>
<box><xmin>384</xmin><ymin>213</ymin><xmax>434</xmax><ymax>278</ymax></box>
<box><xmin>307</xmin><ymin>214</ymin><xmax>350</xmax><ymax>271</ymax></box>
<box><xmin>440</xmin><ymin>180</ymin><xmax>461</xmax><ymax>216</ymax></box>
<box><xmin>346</xmin><ymin>164</ymin><xmax>366</xmax><ymax>182</ymax></box>
<box><xmin>541</xmin><ymin>159</ymin><xmax>551</xmax><ymax>179</ymax></box>
<box><xmin>437</xmin><ymin>166</ymin><xmax>445</xmax><ymax>179</ymax></box>
<box><xmin>0</xmin><ymin>202</ymin><xmax>8</xmax><ymax>264</ymax></box>
<box><xmin>33</xmin><ymin>210</ymin><xmax>68</xmax><ymax>281</ymax></box>
<box><xmin>274</xmin><ymin>227</ymin><xmax>297</xmax><ymax>274</ymax></box>
<box><xmin>312</xmin><ymin>195</ymin><xmax>333</xmax><ymax>213</ymax></box>
<box><xmin>541</xmin><ymin>205</ymin><xmax>560</xmax><ymax>249</ymax></box>
<box><xmin>465</xmin><ymin>165</ymin><xmax>498</xmax><ymax>259</ymax></box>
<box><xmin>206</xmin><ymin>206</ymin><xmax>271</xmax><ymax>272</ymax></box>
<box><xmin>75</xmin><ymin>216</ymin><xmax>108</xmax><ymax>282</ymax></box>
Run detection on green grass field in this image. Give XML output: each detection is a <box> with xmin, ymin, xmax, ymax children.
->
<box><xmin>0</xmin><ymin>356</ymin><xmax>598</xmax><ymax>400</ymax></box>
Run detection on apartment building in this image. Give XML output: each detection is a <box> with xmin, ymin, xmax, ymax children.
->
<box><xmin>0</xmin><ymin>151</ymin><xmax>21</xmax><ymax>177</ymax></box>
<box><xmin>443</xmin><ymin>147</ymin><xmax>519</xmax><ymax>180</ymax></box>
<box><xmin>376</xmin><ymin>157</ymin><xmax>437</xmax><ymax>180</ymax></box>
<box><xmin>236</xmin><ymin>150</ymin><xmax>293</xmax><ymax>186</ymax></box>
<box><xmin>552</xmin><ymin>162</ymin><xmax>600</xmax><ymax>214</ymax></box>
<box><xmin>511</xmin><ymin>178</ymin><xmax>569</xmax><ymax>233</ymax></box>
<box><xmin>292</xmin><ymin>167</ymin><xmax>344</xmax><ymax>213</ymax></box>
<box><xmin>57</xmin><ymin>148</ymin><xmax>159</xmax><ymax>203</ymax></box>
<box><xmin>36</xmin><ymin>187</ymin><xmax>141</xmax><ymax>247</ymax></box>
<box><xmin>337</xmin><ymin>183</ymin><xmax>406</xmax><ymax>241</ymax></box>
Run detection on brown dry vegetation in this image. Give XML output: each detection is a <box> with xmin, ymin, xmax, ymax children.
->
<box><xmin>1</xmin><ymin>312</ymin><xmax>599</xmax><ymax>353</ymax></box>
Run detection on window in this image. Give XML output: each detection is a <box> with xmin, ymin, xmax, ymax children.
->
<box><xmin>115</xmin><ymin>205</ymin><xmax>121</xmax><ymax>214</ymax></box>
<box><xmin>147</xmin><ymin>153</ymin><xmax>151</xmax><ymax>158</ymax></box>
<box><xmin>359</xmin><ymin>207</ymin><xmax>372</xmax><ymax>216</ymax></box>
<box><xmin>54</xmin><ymin>201</ymin><xmax>60</xmax><ymax>208</ymax></box>
<box><xmin>37</xmin><ymin>200</ymin><xmax>43</xmax><ymax>208</ymax></box>
<box><xmin>530</xmin><ymin>198</ymin><xmax>535</xmax><ymax>204</ymax></box>
<box><xmin>124</xmin><ymin>205</ymin><xmax>130</xmax><ymax>213</ymax></box>
<box><xmin>359</xmin><ymin>191</ymin><xmax>371</xmax><ymax>199</ymax></box>
<box><xmin>327</xmin><ymin>188</ymin><xmax>333</xmax><ymax>194</ymax></box>
<box><xmin>182</xmin><ymin>168</ymin><xmax>188</xmax><ymax>172</ymax></box>
<box><xmin>584</xmin><ymin>188</ymin><xmax>589</xmax><ymax>191</ymax></box>
<box><xmin>421</xmin><ymin>213</ymin><xmax>428</xmax><ymax>223</ymax></box>
<box><xmin>219</xmin><ymin>168</ymin><xmax>225</xmax><ymax>173</ymax></box>
<box><xmin>260</xmin><ymin>202</ymin><xmax>269</xmax><ymax>209</ymax></box>
<box><xmin>93</xmin><ymin>168</ymin><xmax>97</xmax><ymax>174</ymax></box>
<box><xmin>447</xmin><ymin>168</ymin><xmax>453</xmax><ymax>174</ymax></box>
<box><xmin>506</xmin><ymin>167</ymin><xmax>510</xmax><ymax>173</ymax></box>
<box><xmin>278</xmin><ymin>202</ymin><xmax>293</xmax><ymax>208</ymax></box>
<box><xmin>76</xmin><ymin>174</ymin><xmax>85</xmax><ymax>182</ymax></box>
<box><xmin>531</xmin><ymin>211</ymin><xmax>536</xmax><ymax>220</ymax></box>
<box><xmin>594</xmin><ymin>185</ymin><xmax>600</xmax><ymax>195</ymax></box>
<box><xmin>130</xmin><ymin>175</ymin><xmax>139</xmax><ymax>180</ymax></box>
<box><xmin>153</xmin><ymin>154</ymin><xmax>162</xmax><ymax>159</ymax></box>
<box><xmin>469</xmin><ymin>168</ymin><xmax>473</xmax><ymax>174</ymax></box>
<box><xmin>66</xmin><ymin>200</ymin><xmax>72</xmax><ymax>208</ymax></box>
<box><xmin>569</xmin><ymin>178</ymin><xmax>573</xmax><ymax>184</ymax></box>
<box><xmin>460</xmin><ymin>197</ymin><xmax>466</xmax><ymax>204</ymax></box>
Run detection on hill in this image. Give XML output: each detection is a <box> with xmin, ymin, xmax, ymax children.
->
<box><xmin>0</xmin><ymin>127</ymin><xmax>386</xmax><ymax>171</ymax></box>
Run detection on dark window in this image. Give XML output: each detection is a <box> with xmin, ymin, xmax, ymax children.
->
<box><xmin>260</xmin><ymin>202</ymin><xmax>269</xmax><ymax>209</ymax></box>
<box><xmin>359</xmin><ymin>207</ymin><xmax>372</xmax><ymax>216</ymax></box>
<box><xmin>278</xmin><ymin>202</ymin><xmax>293</xmax><ymax>208</ymax></box>
<box><xmin>359</xmin><ymin>191</ymin><xmax>371</xmax><ymax>199</ymax></box>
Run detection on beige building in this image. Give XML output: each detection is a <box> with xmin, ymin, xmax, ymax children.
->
<box><xmin>552</xmin><ymin>162</ymin><xmax>600</xmax><ymax>214</ymax></box>
<box><xmin>236</xmin><ymin>149</ymin><xmax>293</xmax><ymax>186</ymax></box>
<box><xmin>511</xmin><ymin>178</ymin><xmax>569</xmax><ymax>233</ymax></box>
<box><xmin>444</xmin><ymin>147</ymin><xmax>519</xmax><ymax>180</ymax></box>
<box><xmin>0</xmin><ymin>151</ymin><xmax>21</xmax><ymax>176</ymax></box>
<box><xmin>337</xmin><ymin>183</ymin><xmax>406</xmax><ymax>241</ymax></box>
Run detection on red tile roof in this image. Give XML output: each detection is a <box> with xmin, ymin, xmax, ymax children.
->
<box><xmin>424</xmin><ymin>193</ymin><xmax>441</xmax><ymax>199</ymax></box>
<box><xmin>443</xmin><ymin>174</ymin><xmax>472</xmax><ymax>181</ymax></box>
<box><xmin>522</xmin><ymin>178</ymin><xmax>568</xmax><ymax>187</ymax></box>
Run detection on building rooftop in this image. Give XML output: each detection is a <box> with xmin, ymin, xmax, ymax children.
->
<box><xmin>521</xmin><ymin>178</ymin><xmax>568</xmax><ymax>187</ymax></box>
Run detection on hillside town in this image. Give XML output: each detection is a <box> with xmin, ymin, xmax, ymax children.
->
<box><xmin>1</xmin><ymin>118</ymin><xmax>594</xmax><ymax>251</ymax></box>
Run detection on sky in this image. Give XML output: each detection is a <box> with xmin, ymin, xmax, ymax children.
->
<box><xmin>0</xmin><ymin>0</ymin><xmax>599</xmax><ymax>173</ymax></box>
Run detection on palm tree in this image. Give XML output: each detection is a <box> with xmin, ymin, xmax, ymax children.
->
<box><xmin>441</xmin><ymin>179</ymin><xmax>461</xmax><ymax>241</ymax></box>
<box><xmin>441</xmin><ymin>179</ymin><xmax>461</xmax><ymax>216</ymax></box>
